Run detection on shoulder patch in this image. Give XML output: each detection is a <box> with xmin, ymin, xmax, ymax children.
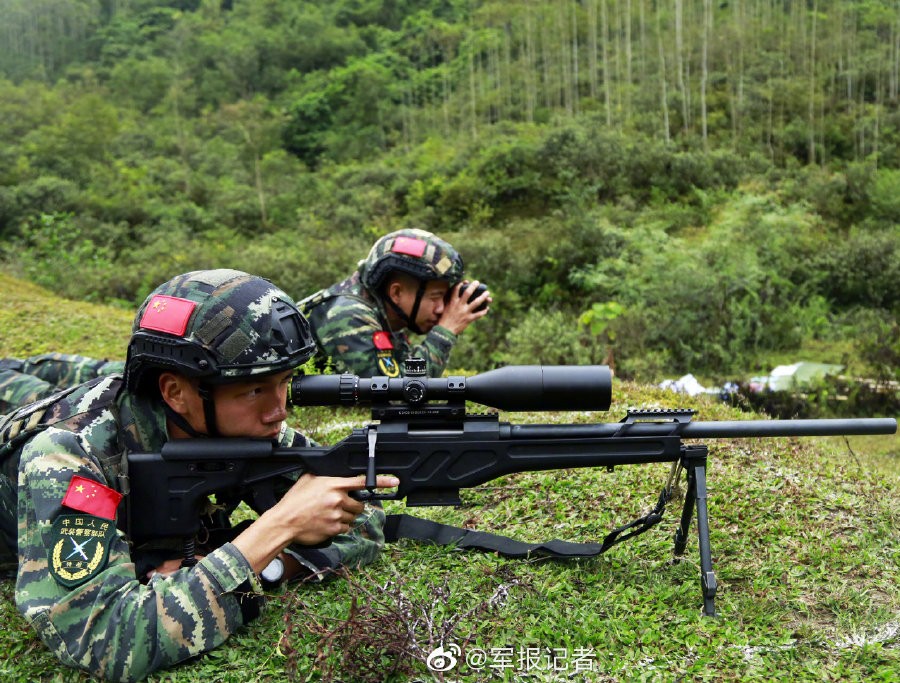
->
<box><xmin>376</xmin><ymin>353</ymin><xmax>401</xmax><ymax>377</ymax></box>
<box><xmin>62</xmin><ymin>475</ymin><xmax>122</xmax><ymax>521</ymax></box>
<box><xmin>48</xmin><ymin>514</ymin><xmax>117</xmax><ymax>588</ymax></box>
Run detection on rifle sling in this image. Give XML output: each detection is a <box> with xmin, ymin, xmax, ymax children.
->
<box><xmin>383</xmin><ymin>487</ymin><xmax>670</xmax><ymax>559</ymax></box>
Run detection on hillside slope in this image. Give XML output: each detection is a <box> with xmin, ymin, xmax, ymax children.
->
<box><xmin>0</xmin><ymin>271</ymin><xmax>131</xmax><ymax>359</ymax></box>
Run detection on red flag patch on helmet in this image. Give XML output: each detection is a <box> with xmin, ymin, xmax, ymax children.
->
<box><xmin>391</xmin><ymin>236</ymin><xmax>427</xmax><ymax>257</ymax></box>
<box><xmin>139</xmin><ymin>295</ymin><xmax>197</xmax><ymax>336</ymax></box>
<box><xmin>372</xmin><ymin>331</ymin><xmax>394</xmax><ymax>350</ymax></box>
<box><xmin>62</xmin><ymin>475</ymin><xmax>123</xmax><ymax>521</ymax></box>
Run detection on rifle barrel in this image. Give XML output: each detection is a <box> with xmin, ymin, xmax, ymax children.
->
<box><xmin>509</xmin><ymin>418</ymin><xmax>897</xmax><ymax>440</ymax></box>
<box><xmin>682</xmin><ymin>418</ymin><xmax>897</xmax><ymax>438</ymax></box>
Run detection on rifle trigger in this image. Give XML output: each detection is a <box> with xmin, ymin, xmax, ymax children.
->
<box><xmin>365</xmin><ymin>426</ymin><xmax>378</xmax><ymax>491</ymax></box>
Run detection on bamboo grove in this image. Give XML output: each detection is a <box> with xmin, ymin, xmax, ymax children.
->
<box><xmin>1</xmin><ymin>0</ymin><xmax>899</xmax><ymax>167</ymax></box>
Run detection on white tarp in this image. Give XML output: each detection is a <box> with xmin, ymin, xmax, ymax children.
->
<box><xmin>661</xmin><ymin>361</ymin><xmax>846</xmax><ymax>397</ymax></box>
<box><xmin>659</xmin><ymin>373</ymin><xmax>709</xmax><ymax>396</ymax></box>
<box><xmin>754</xmin><ymin>361</ymin><xmax>844</xmax><ymax>392</ymax></box>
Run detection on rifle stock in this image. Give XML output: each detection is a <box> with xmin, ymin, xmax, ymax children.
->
<box><xmin>126</xmin><ymin>363</ymin><xmax>897</xmax><ymax>616</ymax></box>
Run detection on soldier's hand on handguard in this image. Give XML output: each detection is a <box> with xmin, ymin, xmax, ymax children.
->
<box><xmin>231</xmin><ymin>473</ymin><xmax>399</xmax><ymax>575</ymax></box>
<box><xmin>439</xmin><ymin>280</ymin><xmax>491</xmax><ymax>335</ymax></box>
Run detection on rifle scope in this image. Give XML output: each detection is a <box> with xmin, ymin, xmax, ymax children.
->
<box><xmin>290</xmin><ymin>364</ymin><xmax>613</xmax><ymax>412</ymax></box>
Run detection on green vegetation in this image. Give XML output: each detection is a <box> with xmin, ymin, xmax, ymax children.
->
<box><xmin>0</xmin><ymin>0</ymin><xmax>897</xmax><ymax>386</ymax></box>
<box><xmin>0</xmin><ymin>280</ymin><xmax>897</xmax><ymax>681</ymax></box>
<box><xmin>0</xmin><ymin>2</ymin><xmax>897</xmax><ymax>674</ymax></box>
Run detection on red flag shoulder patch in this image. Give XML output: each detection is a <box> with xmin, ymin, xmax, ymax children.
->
<box><xmin>391</xmin><ymin>236</ymin><xmax>427</xmax><ymax>257</ymax></box>
<box><xmin>372</xmin><ymin>331</ymin><xmax>394</xmax><ymax>350</ymax></box>
<box><xmin>62</xmin><ymin>475</ymin><xmax>123</xmax><ymax>521</ymax></box>
<box><xmin>139</xmin><ymin>294</ymin><xmax>197</xmax><ymax>336</ymax></box>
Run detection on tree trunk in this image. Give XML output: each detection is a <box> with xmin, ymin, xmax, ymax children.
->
<box><xmin>601</xmin><ymin>0</ymin><xmax>612</xmax><ymax>126</ymax></box>
<box><xmin>656</xmin><ymin>2</ymin><xmax>671</xmax><ymax>142</ymax></box>
<box><xmin>675</xmin><ymin>0</ymin><xmax>689</xmax><ymax>132</ymax></box>
<box><xmin>807</xmin><ymin>0</ymin><xmax>818</xmax><ymax>165</ymax></box>
<box><xmin>701</xmin><ymin>0</ymin><xmax>711</xmax><ymax>147</ymax></box>
<box><xmin>587</xmin><ymin>0</ymin><xmax>599</xmax><ymax>101</ymax></box>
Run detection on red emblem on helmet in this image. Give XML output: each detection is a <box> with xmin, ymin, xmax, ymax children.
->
<box><xmin>391</xmin><ymin>236</ymin><xmax>427</xmax><ymax>257</ymax></box>
<box><xmin>139</xmin><ymin>295</ymin><xmax>197</xmax><ymax>336</ymax></box>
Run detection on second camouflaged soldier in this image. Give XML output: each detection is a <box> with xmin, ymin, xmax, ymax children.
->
<box><xmin>300</xmin><ymin>229</ymin><xmax>491</xmax><ymax>378</ymax></box>
<box><xmin>0</xmin><ymin>353</ymin><xmax>125</xmax><ymax>413</ymax></box>
<box><xmin>0</xmin><ymin>269</ymin><xmax>396</xmax><ymax>681</ymax></box>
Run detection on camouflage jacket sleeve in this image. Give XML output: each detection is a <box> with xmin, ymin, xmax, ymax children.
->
<box><xmin>16</xmin><ymin>428</ymin><xmax>263</xmax><ymax>682</ymax></box>
<box><xmin>310</xmin><ymin>295</ymin><xmax>457</xmax><ymax>378</ymax></box>
<box><xmin>0</xmin><ymin>369</ymin><xmax>55</xmax><ymax>414</ymax></box>
<box><xmin>281</xmin><ymin>428</ymin><xmax>386</xmax><ymax>577</ymax></box>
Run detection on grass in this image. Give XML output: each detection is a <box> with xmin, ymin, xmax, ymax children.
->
<box><xmin>0</xmin><ymin>272</ymin><xmax>131</xmax><ymax>358</ymax></box>
<box><xmin>0</xmin><ymin>272</ymin><xmax>897</xmax><ymax>682</ymax></box>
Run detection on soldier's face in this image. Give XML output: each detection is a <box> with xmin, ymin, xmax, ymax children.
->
<box><xmin>393</xmin><ymin>279</ymin><xmax>448</xmax><ymax>333</ymax></box>
<box><xmin>162</xmin><ymin>369</ymin><xmax>291</xmax><ymax>438</ymax></box>
<box><xmin>210</xmin><ymin>370</ymin><xmax>292</xmax><ymax>438</ymax></box>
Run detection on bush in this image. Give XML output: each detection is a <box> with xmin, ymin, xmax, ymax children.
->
<box><xmin>2</xmin><ymin>176</ymin><xmax>83</xmax><ymax>239</ymax></box>
<box><xmin>4</xmin><ymin>212</ymin><xmax>115</xmax><ymax>301</ymax></box>
<box><xmin>606</xmin><ymin>193</ymin><xmax>826</xmax><ymax>377</ymax></box>
<box><xmin>815</xmin><ymin>228</ymin><xmax>900</xmax><ymax>309</ymax></box>
<box><xmin>496</xmin><ymin>308</ymin><xmax>608</xmax><ymax>366</ymax></box>
<box><xmin>732</xmin><ymin>374</ymin><xmax>900</xmax><ymax>419</ymax></box>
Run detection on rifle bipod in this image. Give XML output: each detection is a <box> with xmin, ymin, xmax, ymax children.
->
<box><xmin>672</xmin><ymin>444</ymin><xmax>718</xmax><ymax>617</ymax></box>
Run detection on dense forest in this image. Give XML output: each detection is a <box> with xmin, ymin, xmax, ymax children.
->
<box><xmin>0</xmin><ymin>0</ymin><xmax>898</xmax><ymax>386</ymax></box>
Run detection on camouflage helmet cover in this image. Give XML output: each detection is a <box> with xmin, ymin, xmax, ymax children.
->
<box><xmin>360</xmin><ymin>229</ymin><xmax>465</xmax><ymax>293</ymax></box>
<box><xmin>125</xmin><ymin>269</ymin><xmax>316</xmax><ymax>391</ymax></box>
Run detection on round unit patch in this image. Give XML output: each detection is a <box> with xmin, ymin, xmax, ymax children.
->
<box><xmin>48</xmin><ymin>514</ymin><xmax>117</xmax><ymax>588</ymax></box>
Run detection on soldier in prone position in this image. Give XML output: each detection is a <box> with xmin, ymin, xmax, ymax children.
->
<box><xmin>300</xmin><ymin>228</ymin><xmax>491</xmax><ymax>378</ymax></box>
<box><xmin>0</xmin><ymin>269</ymin><xmax>396</xmax><ymax>682</ymax></box>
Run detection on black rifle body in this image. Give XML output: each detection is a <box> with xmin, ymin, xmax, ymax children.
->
<box><xmin>127</xmin><ymin>412</ymin><xmax>895</xmax><ymax>542</ymax></box>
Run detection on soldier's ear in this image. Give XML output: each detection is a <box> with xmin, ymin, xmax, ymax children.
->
<box><xmin>158</xmin><ymin>372</ymin><xmax>193</xmax><ymax>414</ymax></box>
<box><xmin>385</xmin><ymin>279</ymin><xmax>404</xmax><ymax>305</ymax></box>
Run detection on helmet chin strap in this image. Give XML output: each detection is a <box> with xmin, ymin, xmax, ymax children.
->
<box><xmin>162</xmin><ymin>382</ymin><xmax>221</xmax><ymax>438</ymax></box>
<box><xmin>197</xmin><ymin>383</ymin><xmax>222</xmax><ymax>437</ymax></box>
<box><xmin>163</xmin><ymin>404</ymin><xmax>206</xmax><ymax>438</ymax></box>
<box><xmin>386</xmin><ymin>279</ymin><xmax>428</xmax><ymax>334</ymax></box>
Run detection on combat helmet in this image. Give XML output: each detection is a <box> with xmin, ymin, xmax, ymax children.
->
<box><xmin>125</xmin><ymin>269</ymin><xmax>316</xmax><ymax>436</ymax></box>
<box><xmin>361</xmin><ymin>229</ymin><xmax>464</xmax><ymax>292</ymax></box>
<box><xmin>360</xmin><ymin>229</ymin><xmax>465</xmax><ymax>333</ymax></box>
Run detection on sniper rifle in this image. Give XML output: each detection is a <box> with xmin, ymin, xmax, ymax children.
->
<box><xmin>127</xmin><ymin>360</ymin><xmax>897</xmax><ymax>616</ymax></box>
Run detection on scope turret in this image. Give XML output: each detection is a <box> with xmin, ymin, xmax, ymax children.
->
<box><xmin>290</xmin><ymin>364</ymin><xmax>612</xmax><ymax>412</ymax></box>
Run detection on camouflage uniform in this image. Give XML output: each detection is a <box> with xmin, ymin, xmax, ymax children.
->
<box><xmin>300</xmin><ymin>229</ymin><xmax>464</xmax><ymax>378</ymax></box>
<box><xmin>0</xmin><ymin>353</ymin><xmax>125</xmax><ymax>413</ymax></box>
<box><xmin>0</xmin><ymin>270</ymin><xmax>386</xmax><ymax>682</ymax></box>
